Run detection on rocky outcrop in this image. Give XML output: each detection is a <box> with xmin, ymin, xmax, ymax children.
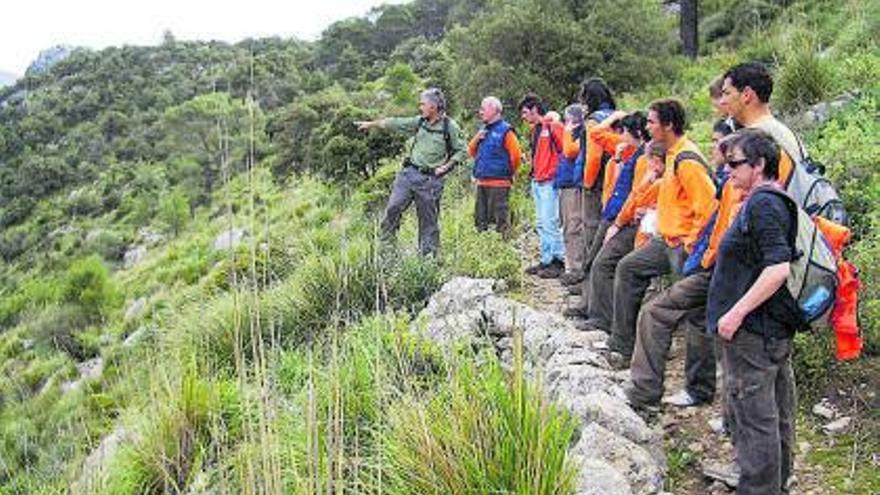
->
<box><xmin>212</xmin><ymin>228</ymin><xmax>247</xmax><ymax>251</ymax></box>
<box><xmin>415</xmin><ymin>277</ymin><xmax>666</xmax><ymax>495</ymax></box>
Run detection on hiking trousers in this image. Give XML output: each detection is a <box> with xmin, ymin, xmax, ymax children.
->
<box><xmin>582</xmin><ymin>186</ymin><xmax>603</xmax><ymax>255</ymax></box>
<box><xmin>531</xmin><ymin>180</ymin><xmax>565</xmax><ymax>265</ymax></box>
<box><xmin>475</xmin><ymin>185</ymin><xmax>511</xmax><ymax>236</ymax></box>
<box><xmin>722</xmin><ymin>331</ymin><xmax>796</xmax><ymax>495</ymax></box>
<box><xmin>382</xmin><ymin>166</ymin><xmax>445</xmax><ymax>256</ymax></box>
<box><xmin>628</xmin><ymin>270</ymin><xmax>716</xmax><ymax>406</ymax></box>
<box><xmin>559</xmin><ymin>187</ymin><xmax>585</xmax><ymax>272</ymax></box>
<box><xmin>608</xmin><ymin>237</ymin><xmax>683</xmax><ymax>358</ymax></box>
<box><xmin>578</xmin><ymin>223</ymin><xmax>633</xmax><ymax>326</ymax></box>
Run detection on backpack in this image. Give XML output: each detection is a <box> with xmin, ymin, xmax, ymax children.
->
<box><xmin>753</xmin><ymin>188</ymin><xmax>838</xmax><ymax>329</ymax></box>
<box><xmin>784</xmin><ymin>137</ymin><xmax>847</xmax><ymax>225</ymax></box>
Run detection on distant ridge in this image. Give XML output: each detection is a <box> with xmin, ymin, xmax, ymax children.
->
<box><xmin>0</xmin><ymin>69</ymin><xmax>17</xmax><ymax>87</ymax></box>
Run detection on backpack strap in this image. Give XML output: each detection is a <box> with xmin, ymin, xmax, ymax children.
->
<box><xmin>673</xmin><ymin>150</ymin><xmax>713</xmax><ymax>177</ymax></box>
<box><xmin>412</xmin><ymin>116</ymin><xmax>453</xmax><ymax>160</ymax></box>
<box><xmin>530</xmin><ymin>122</ymin><xmax>560</xmax><ymax>157</ymax></box>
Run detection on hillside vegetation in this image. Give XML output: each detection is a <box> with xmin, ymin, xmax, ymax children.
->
<box><xmin>0</xmin><ymin>0</ymin><xmax>877</xmax><ymax>493</ymax></box>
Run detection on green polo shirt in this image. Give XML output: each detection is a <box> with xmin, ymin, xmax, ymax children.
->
<box><xmin>384</xmin><ymin>116</ymin><xmax>468</xmax><ymax>170</ymax></box>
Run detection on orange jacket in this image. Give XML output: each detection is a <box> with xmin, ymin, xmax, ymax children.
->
<box><xmin>615</xmin><ymin>163</ymin><xmax>657</xmax><ymax>228</ymax></box>
<box><xmin>701</xmin><ymin>181</ymin><xmax>744</xmax><ymax>269</ymax></box>
<box><xmin>587</xmin><ymin>126</ymin><xmax>629</xmax><ymax>205</ymax></box>
<box><xmin>657</xmin><ymin>136</ymin><xmax>718</xmax><ymax>251</ymax></box>
<box><xmin>468</xmin><ymin>128</ymin><xmax>522</xmax><ymax>187</ymax></box>
<box><xmin>583</xmin><ymin>121</ymin><xmax>614</xmax><ymax>189</ymax></box>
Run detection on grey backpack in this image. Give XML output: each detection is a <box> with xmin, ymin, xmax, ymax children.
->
<box><xmin>785</xmin><ymin>138</ymin><xmax>847</xmax><ymax>226</ymax></box>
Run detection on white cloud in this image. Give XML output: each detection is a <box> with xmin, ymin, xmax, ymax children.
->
<box><xmin>1</xmin><ymin>0</ymin><xmax>405</xmax><ymax>75</ymax></box>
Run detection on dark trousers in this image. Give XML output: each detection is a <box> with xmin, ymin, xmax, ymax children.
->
<box><xmin>628</xmin><ymin>270</ymin><xmax>716</xmax><ymax>405</ymax></box>
<box><xmin>582</xmin><ymin>186</ymin><xmax>603</xmax><ymax>256</ymax></box>
<box><xmin>576</xmin><ymin>219</ymin><xmax>611</xmax><ymax>307</ymax></box>
<box><xmin>722</xmin><ymin>331</ymin><xmax>796</xmax><ymax>495</ymax></box>
<box><xmin>475</xmin><ymin>185</ymin><xmax>511</xmax><ymax>235</ymax></box>
<box><xmin>580</xmin><ymin>224</ymin><xmax>636</xmax><ymax>329</ymax></box>
<box><xmin>608</xmin><ymin>237</ymin><xmax>684</xmax><ymax>358</ymax></box>
<box><xmin>382</xmin><ymin>167</ymin><xmax>444</xmax><ymax>256</ymax></box>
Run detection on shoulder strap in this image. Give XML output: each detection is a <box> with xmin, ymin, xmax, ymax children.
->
<box><xmin>413</xmin><ymin>116</ymin><xmax>453</xmax><ymax>159</ymax></box>
<box><xmin>442</xmin><ymin>116</ymin><xmax>452</xmax><ymax>158</ymax></box>
<box><xmin>673</xmin><ymin>150</ymin><xmax>712</xmax><ymax>177</ymax></box>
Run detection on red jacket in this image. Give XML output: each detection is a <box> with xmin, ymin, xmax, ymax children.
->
<box><xmin>529</xmin><ymin>120</ymin><xmax>564</xmax><ymax>182</ymax></box>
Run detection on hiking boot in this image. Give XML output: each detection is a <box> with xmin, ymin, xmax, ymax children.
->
<box><xmin>662</xmin><ymin>389</ymin><xmax>702</xmax><ymax>408</ymax></box>
<box><xmin>623</xmin><ymin>383</ymin><xmax>660</xmax><ymax>420</ymax></box>
<box><xmin>559</xmin><ymin>270</ymin><xmax>585</xmax><ymax>286</ymax></box>
<box><xmin>537</xmin><ymin>259</ymin><xmax>564</xmax><ymax>279</ymax></box>
<box><xmin>701</xmin><ymin>460</ymin><xmax>740</xmax><ymax>488</ymax></box>
<box><xmin>524</xmin><ymin>262</ymin><xmax>546</xmax><ymax>275</ymax></box>
<box><xmin>562</xmin><ymin>306</ymin><xmax>589</xmax><ymax>319</ymax></box>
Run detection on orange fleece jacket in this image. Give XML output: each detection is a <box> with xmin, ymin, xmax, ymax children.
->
<box><xmin>657</xmin><ymin>136</ymin><xmax>718</xmax><ymax>251</ymax></box>
<box><xmin>614</xmin><ymin>155</ymin><xmax>655</xmax><ymax>227</ymax></box>
<box><xmin>582</xmin><ymin>121</ymin><xmax>618</xmax><ymax>189</ymax></box>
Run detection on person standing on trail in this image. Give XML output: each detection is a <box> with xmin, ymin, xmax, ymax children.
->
<box><xmin>604</xmin><ymin>99</ymin><xmax>717</xmax><ymax>367</ymax></box>
<box><xmin>719</xmin><ymin>62</ymin><xmax>800</xmax><ymax>182</ymax></box>
<box><xmin>355</xmin><ymin>87</ymin><xmax>467</xmax><ymax>256</ymax></box>
<box><xmin>708</xmin><ymin>129</ymin><xmax>799</xmax><ymax>495</ymax></box>
<box><xmin>520</xmin><ymin>94</ymin><xmax>566</xmax><ymax>278</ymax></box>
<box><xmin>575</xmin><ymin>78</ymin><xmax>617</xmax><ymax>284</ymax></box>
<box><xmin>468</xmin><ymin>96</ymin><xmax>522</xmax><ymax>236</ymax></box>
<box><xmin>555</xmin><ymin>104</ymin><xmax>588</xmax><ymax>283</ymax></box>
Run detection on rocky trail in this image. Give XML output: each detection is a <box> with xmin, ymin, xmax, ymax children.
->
<box><xmin>516</xmin><ymin>235</ymin><xmax>832</xmax><ymax>494</ymax></box>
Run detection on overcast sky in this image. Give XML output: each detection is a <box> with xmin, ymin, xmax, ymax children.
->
<box><xmin>1</xmin><ymin>0</ymin><xmax>404</xmax><ymax>75</ymax></box>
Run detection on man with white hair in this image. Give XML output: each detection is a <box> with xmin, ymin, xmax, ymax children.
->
<box><xmin>468</xmin><ymin>96</ymin><xmax>521</xmax><ymax>235</ymax></box>
<box><xmin>356</xmin><ymin>87</ymin><xmax>467</xmax><ymax>256</ymax></box>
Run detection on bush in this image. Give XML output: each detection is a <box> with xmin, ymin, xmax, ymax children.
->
<box><xmin>775</xmin><ymin>35</ymin><xmax>834</xmax><ymax>112</ymax></box>
<box><xmin>62</xmin><ymin>255</ymin><xmax>119</xmax><ymax>319</ymax></box>
<box><xmin>29</xmin><ymin>304</ymin><xmax>95</xmax><ymax>360</ymax></box>
<box><xmin>84</xmin><ymin>230</ymin><xmax>128</xmax><ymax>262</ymax></box>
<box><xmin>159</xmin><ymin>187</ymin><xmax>190</xmax><ymax>237</ymax></box>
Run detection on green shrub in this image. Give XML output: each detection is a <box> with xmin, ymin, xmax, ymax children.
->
<box><xmin>159</xmin><ymin>187</ymin><xmax>191</xmax><ymax>237</ymax></box>
<box><xmin>84</xmin><ymin>229</ymin><xmax>128</xmax><ymax>262</ymax></box>
<box><xmin>28</xmin><ymin>304</ymin><xmax>95</xmax><ymax>360</ymax></box>
<box><xmin>775</xmin><ymin>35</ymin><xmax>834</xmax><ymax>112</ymax></box>
<box><xmin>62</xmin><ymin>255</ymin><xmax>120</xmax><ymax>319</ymax></box>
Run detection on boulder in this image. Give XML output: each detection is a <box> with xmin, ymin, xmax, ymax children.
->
<box><xmin>124</xmin><ymin>297</ymin><xmax>147</xmax><ymax>322</ymax></box>
<box><xmin>212</xmin><ymin>228</ymin><xmax>247</xmax><ymax>251</ymax></box>
<box><xmin>124</xmin><ymin>246</ymin><xmax>147</xmax><ymax>268</ymax></box>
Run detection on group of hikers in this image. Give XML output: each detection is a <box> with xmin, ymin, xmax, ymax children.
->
<box><xmin>355</xmin><ymin>61</ymin><xmax>855</xmax><ymax>495</ymax></box>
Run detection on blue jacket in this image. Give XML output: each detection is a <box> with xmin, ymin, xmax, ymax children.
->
<box><xmin>473</xmin><ymin>120</ymin><xmax>513</xmax><ymax>179</ymax></box>
<box><xmin>602</xmin><ymin>145</ymin><xmax>644</xmax><ymax>221</ymax></box>
<box><xmin>554</xmin><ymin>126</ymin><xmax>585</xmax><ymax>189</ymax></box>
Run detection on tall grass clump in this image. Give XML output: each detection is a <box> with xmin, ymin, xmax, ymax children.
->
<box><xmin>774</xmin><ymin>33</ymin><xmax>834</xmax><ymax>113</ymax></box>
<box><xmin>383</xmin><ymin>332</ymin><xmax>578</xmax><ymax>495</ymax></box>
<box><xmin>101</xmin><ymin>371</ymin><xmax>224</xmax><ymax>494</ymax></box>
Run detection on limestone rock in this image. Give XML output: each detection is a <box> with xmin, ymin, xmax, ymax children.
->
<box><xmin>822</xmin><ymin>416</ymin><xmax>851</xmax><ymax>434</ymax></box>
<box><xmin>124</xmin><ymin>246</ymin><xmax>147</xmax><ymax>268</ymax></box>
<box><xmin>213</xmin><ymin>228</ymin><xmax>248</xmax><ymax>251</ymax></box>
<box><xmin>124</xmin><ymin>297</ymin><xmax>147</xmax><ymax>322</ymax></box>
<box><xmin>574</xmin><ymin>458</ymin><xmax>634</xmax><ymax>495</ymax></box>
<box><xmin>572</xmin><ymin>423</ymin><xmax>664</xmax><ymax>495</ymax></box>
